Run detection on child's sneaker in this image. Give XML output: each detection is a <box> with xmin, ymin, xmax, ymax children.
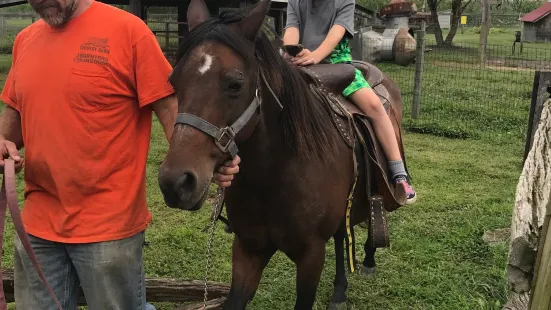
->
<box><xmin>394</xmin><ymin>175</ymin><xmax>417</xmax><ymax>205</ymax></box>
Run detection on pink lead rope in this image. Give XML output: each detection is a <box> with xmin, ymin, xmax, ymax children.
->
<box><xmin>0</xmin><ymin>158</ymin><xmax>62</xmax><ymax>310</ymax></box>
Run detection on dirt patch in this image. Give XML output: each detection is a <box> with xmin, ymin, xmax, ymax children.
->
<box><xmin>483</xmin><ymin>228</ymin><xmax>511</xmax><ymax>245</ymax></box>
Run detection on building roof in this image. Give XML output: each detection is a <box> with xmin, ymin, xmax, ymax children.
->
<box><xmin>520</xmin><ymin>2</ymin><xmax>551</xmax><ymax>23</ymax></box>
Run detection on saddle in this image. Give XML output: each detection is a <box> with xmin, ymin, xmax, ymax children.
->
<box><xmin>297</xmin><ymin>60</ymin><xmax>411</xmax><ymax>250</ymax></box>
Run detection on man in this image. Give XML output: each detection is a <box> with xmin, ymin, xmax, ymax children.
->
<box><xmin>283</xmin><ymin>0</ymin><xmax>416</xmax><ymax>204</ymax></box>
<box><xmin>0</xmin><ymin>0</ymin><xmax>240</xmax><ymax>308</ymax></box>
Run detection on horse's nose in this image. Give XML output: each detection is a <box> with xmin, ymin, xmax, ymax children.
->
<box><xmin>175</xmin><ymin>172</ymin><xmax>197</xmax><ymax>197</ymax></box>
<box><xmin>158</xmin><ymin>167</ymin><xmax>197</xmax><ymax>208</ymax></box>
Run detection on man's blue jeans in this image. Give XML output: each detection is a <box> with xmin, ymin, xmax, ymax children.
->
<box><xmin>14</xmin><ymin>231</ymin><xmax>156</xmax><ymax>310</ymax></box>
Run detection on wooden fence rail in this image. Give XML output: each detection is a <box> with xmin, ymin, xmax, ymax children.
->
<box><xmin>2</xmin><ymin>268</ymin><xmax>229</xmax><ymax>309</ymax></box>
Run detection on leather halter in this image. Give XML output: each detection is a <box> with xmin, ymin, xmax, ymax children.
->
<box><xmin>174</xmin><ymin>75</ymin><xmax>264</xmax><ymax>159</ymax></box>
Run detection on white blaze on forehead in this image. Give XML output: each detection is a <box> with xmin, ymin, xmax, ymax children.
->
<box><xmin>198</xmin><ymin>53</ymin><xmax>214</xmax><ymax>75</ymax></box>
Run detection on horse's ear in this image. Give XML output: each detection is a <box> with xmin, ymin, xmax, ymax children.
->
<box><xmin>187</xmin><ymin>0</ymin><xmax>210</xmax><ymax>32</ymax></box>
<box><xmin>234</xmin><ymin>0</ymin><xmax>271</xmax><ymax>41</ymax></box>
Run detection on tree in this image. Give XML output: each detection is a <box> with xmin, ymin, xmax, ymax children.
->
<box><xmin>427</xmin><ymin>0</ymin><xmax>473</xmax><ymax>46</ymax></box>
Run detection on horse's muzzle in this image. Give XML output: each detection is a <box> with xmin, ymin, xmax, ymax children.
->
<box><xmin>158</xmin><ymin>168</ymin><xmax>202</xmax><ymax>210</ymax></box>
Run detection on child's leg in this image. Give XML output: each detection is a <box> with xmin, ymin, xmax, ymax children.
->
<box><xmin>344</xmin><ymin>70</ymin><xmax>417</xmax><ymax>204</ymax></box>
<box><xmin>349</xmin><ymin>87</ymin><xmax>402</xmax><ymax>162</ymax></box>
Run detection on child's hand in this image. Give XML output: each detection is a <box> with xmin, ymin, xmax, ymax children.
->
<box><xmin>292</xmin><ymin>49</ymin><xmax>322</xmax><ymax>66</ymax></box>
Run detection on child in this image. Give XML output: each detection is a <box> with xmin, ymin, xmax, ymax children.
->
<box><xmin>283</xmin><ymin>0</ymin><xmax>417</xmax><ymax>204</ymax></box>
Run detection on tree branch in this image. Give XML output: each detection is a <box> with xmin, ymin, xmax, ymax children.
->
<box><xmin>461</xmin><ymin>0</ymin><xmax>473</xmax><ymax>13</ymax></box>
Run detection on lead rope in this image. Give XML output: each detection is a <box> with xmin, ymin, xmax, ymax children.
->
<box><xmin>202</xmin><ymin>186</ymin><xmax>224</xmax><ymax>309</ymax></box>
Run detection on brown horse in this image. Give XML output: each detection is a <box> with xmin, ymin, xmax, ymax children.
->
<box><xmin>158</xmin><ymin>0</ymin><xmax>407</xmax><ymax>309</ymax></box>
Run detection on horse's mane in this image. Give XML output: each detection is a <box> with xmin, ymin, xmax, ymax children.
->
<box><xmin>174</xmin><ymin>8</ymin><xmax>340</xmax><ymax>162</ymax></box>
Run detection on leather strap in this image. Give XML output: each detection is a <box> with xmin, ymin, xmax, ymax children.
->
<box><xmin>0</xmin><ymin>158</ymin><xmax>62</xmax><ymax>310</ymax></box>
<box><xmin>175</xmin><ymin>89</ymin><xmax>262</xmax><ymax>159</ymax></box>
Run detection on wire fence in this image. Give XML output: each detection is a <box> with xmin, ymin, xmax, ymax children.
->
<box><xmin>0</xmin><ymin>13</ymin><xmax>548</xmax><ymax>142</ymax></box>
<box><xmin>373</xmin><ymin>39</ymin><xmax>550</xmax><ymax>141</ymax></box>
<box><xmin>461</xmin><ymin>13</ymin><xmax>524</xmax><ymax>28</ymax></box>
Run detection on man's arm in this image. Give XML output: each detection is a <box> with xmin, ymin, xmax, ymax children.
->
<box><xmin>151</xmin><ymin>94</ymin><xmax>177</xmax><ymax>143</ymax></box>
<box><xmin>0</xmin><ymin>106</ymin><xmax>23</xmax><ymax>171</ymax></box>
<box><xmin>0</xmin><ymin>106</ymin><xmax>23</xmax><ymax>148</ymax></box>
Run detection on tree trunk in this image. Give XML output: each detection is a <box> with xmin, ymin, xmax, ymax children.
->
<box><xmin>427</xmin><ymin>0</ymin><xmax>444</xmax><ymax>45</ymax></box>
<box><xmin>445</xmin><ymin>0</ymin><xmax>472</xmax><ymax>45</ymax></box>
<box><xmin>503</xmin><ymin>99</ymin><xmax>551</xmax><ymax>310</ymax></box>
<box><xmin>444</xmin><ymin>0</ymin><xmax>461</xmax><ymax>45</ymax></box>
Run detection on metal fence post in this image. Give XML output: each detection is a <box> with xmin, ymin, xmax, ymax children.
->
<box><xmin>411</xmin><ymin>20</ymin><xmax>425</xmax><ymax>119</ymax></box>
<box><xmin>351</xmin><ymin>30</ymin><xmax>363</xmax><ymax>61</ymax></box>
<box><xmin>165</xmin><ymin>22</ymin><xmax>170</xmax><ymax>53</ymax></box>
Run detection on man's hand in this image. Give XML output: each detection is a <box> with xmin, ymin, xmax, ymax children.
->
<box><xmin>213</xmin><ymin>155</ymin><xmax>241</xmax><ymax>188</ymax></box>
<box><xmin>292</xmin><ymin>49</ymin><xmax>323</xmax><ymax>66</ymax></box>
<box><xmin>0</xmin><ymin>140</ymin><xmax>23</xmax><ymax>173</ymax></box>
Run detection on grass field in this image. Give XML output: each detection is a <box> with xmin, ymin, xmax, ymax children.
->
<box><xmin>0</xmin><ymin>49</ymin><xmax>527</xmax><ymax>309</ymax></box>
<box><xmin>433</xmin><ymin>28</ymin><xmax>551</xmax><ymax>50</ymax></box>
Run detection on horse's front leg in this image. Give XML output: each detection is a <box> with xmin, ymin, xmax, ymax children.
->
<box><xmin>293</xmin><ymin>239</ymin><xmax>326</xmax><ymax>310</ymax></box>
<box><xmin>224</xmin><ymin>236</ymin><xmax>275</xmax><ymax>310</ymax></box>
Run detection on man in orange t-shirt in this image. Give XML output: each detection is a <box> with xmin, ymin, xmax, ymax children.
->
<box><xmin>0</xmin><ymin>0</ymin><xmax>240</xmax><ymax>308</ymax></box>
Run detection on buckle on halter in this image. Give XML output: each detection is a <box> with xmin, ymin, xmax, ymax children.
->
<box><xmin>215</xmin><ymin>127</ymin><xmax>236</xmax><ymax>152</ymax></box>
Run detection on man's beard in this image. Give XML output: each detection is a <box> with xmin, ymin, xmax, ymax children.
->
<box><xmin>33</xmin><ymin>0</ymin><xmax>76</xmax><ymax>27</ymax></box>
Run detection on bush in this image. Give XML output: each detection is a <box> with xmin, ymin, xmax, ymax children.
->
<box><xmin>466</xmin><ymin>27</ymin><xmax>508</xmax><ymax>35</ymax></box>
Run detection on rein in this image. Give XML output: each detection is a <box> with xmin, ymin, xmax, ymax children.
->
<box><xmin>0</xmin><ymin>158</ymin><xmax>61</xmax><ymax>309</ymax></box>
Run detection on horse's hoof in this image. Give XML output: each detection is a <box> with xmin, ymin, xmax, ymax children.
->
<box><xmin>361</xmin><ymin>265</ymin><xmax>377</xmax><ymax>277</ymax></box>
<box><xmin>224</xmin><ymin>224</ymin><xmax>233</xmax><ymax>234</ymax></box>
<box><xmin>328</xmin><ymin>302</ymin><xmax>346</xmax><ymax>310</ymax></box>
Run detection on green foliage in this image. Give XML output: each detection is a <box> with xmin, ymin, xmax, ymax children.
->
<box><xmin>1</xmin><ymin>3</ymin><xmax>33</xmax><ymax>12</ymax></box>
<box><xmin>467</xmin><ymin>27</ymin><xmax>509</xmax><ymax>34</ymax></box>
<box><xmin>356</xmin><ymin>0</ymin><xmax>391</xmax><ymax>10</ymax></box>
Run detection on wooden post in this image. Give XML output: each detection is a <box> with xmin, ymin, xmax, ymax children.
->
<box><xmin>523</xmin><ymin>71</ymin><xmax>551</xmax><ymax>163</ymax></box>
<box><xmin>165</xmin><ymin>22</ymin><xmax>170</xmax><ymax>53</ymax></box>
<box><xmin>529</xmin><ymin>199</ymin><xmax>551</xmax><ymax>309</ymax></box>
<box><xmin>480</xmin><ymin>0</ymin><xmax>490</xmax><ymax>66</ymax></box>
<box><xmin>0</xmin><ymin>17</ymin><xmax>6</xmax><ymax>38</ymax></box>
<box><xmin>129</xmin><ymin>0</ymin><xmax>143</xmax><ymax>19</ymax></box>
<box><xmin>411</xmin><ymin>19</ymin><xmax>425</xmax><ymax>119</ymax></box>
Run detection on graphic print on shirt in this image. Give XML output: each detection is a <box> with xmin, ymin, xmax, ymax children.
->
<box><xmin>73</xmin><ymin>37</ymin><xmax>110</xmax><ymax>67</ymax></box>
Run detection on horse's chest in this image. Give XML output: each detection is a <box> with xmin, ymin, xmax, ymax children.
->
<box><xmin>227</xmin><ymin>199</ymin><xmax>322</xmax><ymax>253</ymax></box>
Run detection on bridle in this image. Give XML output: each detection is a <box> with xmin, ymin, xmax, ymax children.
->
<box><xmin>173</xmin><ymin>70</ymin><xmax>282</xmax><ymax>159</ymax></box>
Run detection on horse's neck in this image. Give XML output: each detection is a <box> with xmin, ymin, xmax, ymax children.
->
<box><xmin>237</xmin><ymin>87</ymin><xmax>289</xmax><ymax>166</ymax></box>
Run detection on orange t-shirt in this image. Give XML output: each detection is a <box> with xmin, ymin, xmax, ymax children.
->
<box><xmin>0</xmin><ymin>1</ymin><xmax>175</xmax><ymax>243</ymax></box>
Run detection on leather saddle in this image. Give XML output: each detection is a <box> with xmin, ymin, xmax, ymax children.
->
<box><xmin>296</xmin><ymin>61</ymin><xmax>411</xmax><ymax>249</ymax></box>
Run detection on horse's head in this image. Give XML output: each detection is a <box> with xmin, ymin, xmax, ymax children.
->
<box><xmin>158</xmin><ymin>0</ymin><xmax>271</xmax><ymax>211</ymax></box>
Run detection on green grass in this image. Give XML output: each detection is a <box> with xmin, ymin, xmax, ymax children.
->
<box><xmin>0</xmin><ymin>54</ymin><xmax>525</xmax><ymax>309</ymax></box>
<box><xmin>433</xmin><ymin>27</ymin><xmax>551</xmax><ymax>49</ymax></box>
